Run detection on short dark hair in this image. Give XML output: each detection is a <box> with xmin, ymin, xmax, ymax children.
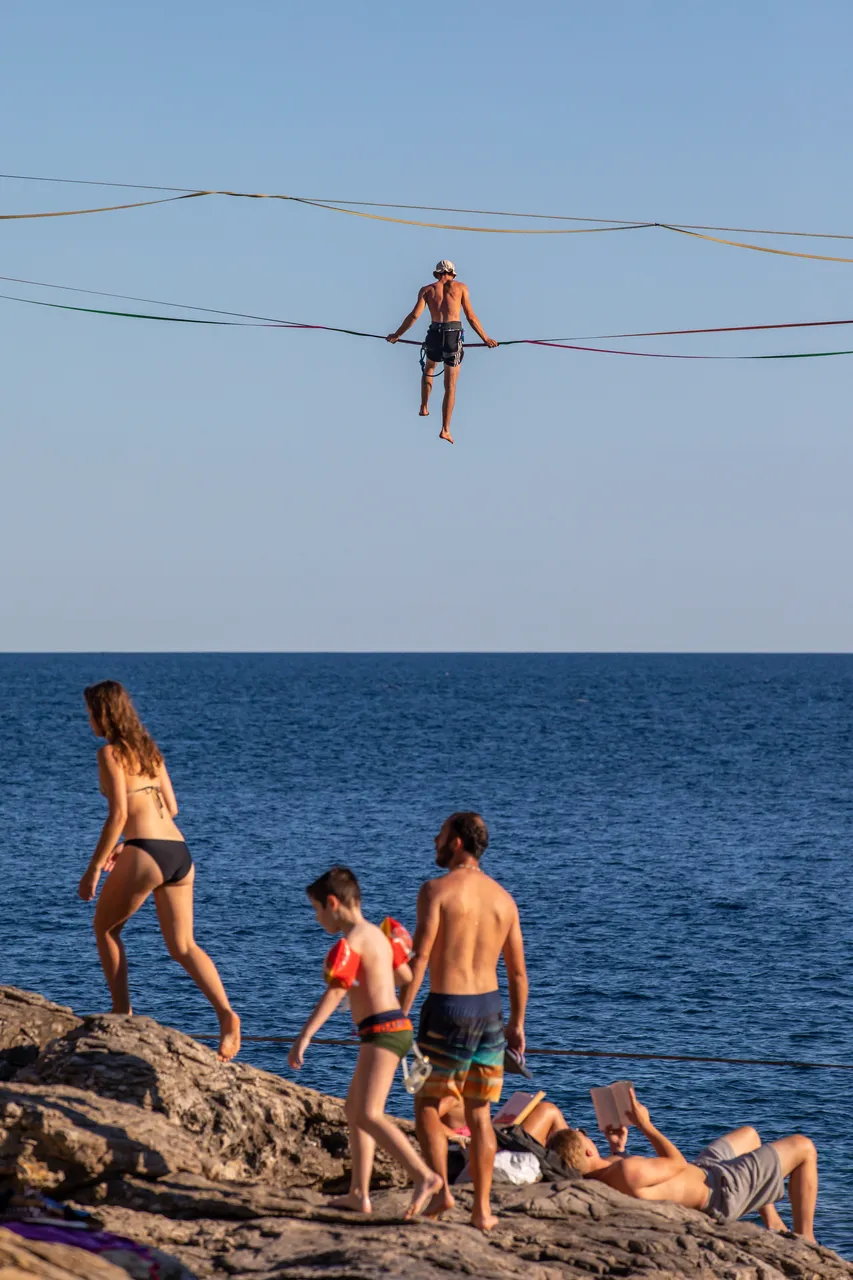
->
<box><xmin>446</xmin><ymin>812</ymin><xmax>489</xmax><ymax>859</ymax></box>
<box><xmin>306</xmin><ymin>866</ymin><xmax>361</xmax><ymax>908</ymax></box>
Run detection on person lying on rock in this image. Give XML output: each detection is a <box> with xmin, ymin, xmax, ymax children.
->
<box><xmin>288</xmin><ymin>866</ymin><xmax>442</xmax><ymax>1219</ymax></box>
<box><xmin>547</xmin><ymin>1087</ymin><xmax>818</xmax><ymax>1243</ymax></box>
<box><xmin>437</xmin><ymin>1093</ymin><xmax>569</xmax><ymax>1148</ymax></box>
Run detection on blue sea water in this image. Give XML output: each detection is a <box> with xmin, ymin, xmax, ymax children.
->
<box><xmin>0</xmin><ymin>653</ymin><xmax>851</xmax><ymax>1253</ymax></box>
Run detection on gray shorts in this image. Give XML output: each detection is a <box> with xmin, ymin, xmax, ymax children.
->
<box><xmin>694</xmin><ymin>1137</ymin><xmax>785</xmax><ymax>1223</ymax></box>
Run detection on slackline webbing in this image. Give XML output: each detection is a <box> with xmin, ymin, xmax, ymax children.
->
<box><xmin>4</xmin><ymin>171</ymin><xmax>853</xmax><ymax>241</ymax></box>
<box><xmin>4</xmin><ymin>173</ymin><xmax>853</xmax><ymax>263</ymax></box>
<box><xmin>0</xmin><ymin>192</ymin><xmax>205</xmax><ymax>220</ymax></box>
<box><xmin>188</xmin><ymin>1034</ymin><xmax>853</xmax><ymax>1071</ymax></box>
<box><xmin>5</xmin><ymin>291</ymin><xmax>853</xmax><ymax>360</ymax></box>
<box><xmin>6</xmin><ymin>270</ymin><xmax>853</xmax><ymax>342</ymax></box>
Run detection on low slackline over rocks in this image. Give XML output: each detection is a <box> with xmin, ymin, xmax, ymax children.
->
<box><xmin>1</xmin><ymin>985</ymin><xmax>851</xmax><ymax>1280</ymax></box>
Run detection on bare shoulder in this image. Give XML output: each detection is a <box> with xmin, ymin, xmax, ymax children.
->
<box><xmin>420</xmin><ymin>874</ymin><xmax>448</xmax><ymax>900</ymax></box>
<box><xmin>98</xmin><ymin>743</ymin><xmax>120</xmax><ymax>768</ymax></box>
<box><xmin>482</xmin><ymin>872</ymin><xmax>518</xmax><ymax>908</ymax></box>
<box><xmin>350</xmin><ymin>919</ymin><xmax>381</xmax><ymax>948</ymax></box>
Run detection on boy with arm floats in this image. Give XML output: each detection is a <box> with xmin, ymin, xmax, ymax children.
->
<box><xmin>289</xmin><ymin>867</ymin><xmax>442</xmax><ymax>1218</ymax></box>
<box><xmin>400</xmin><ymin>812</ymin><xmax>528</xmax><ymax>1232</ymax></box>
<box><xmin>548</xmin><ymin>1088</ymin><xmax>818</xmax><ymax>1242</ymax></box>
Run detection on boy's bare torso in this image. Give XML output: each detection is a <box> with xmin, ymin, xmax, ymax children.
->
<box><xmin>345</xmin><ymin>919</ymin><xmax>400</xmax><ymax>1022</ymax></box>
<box><xmin>421</xmin><ymin>279</ymin><xmax>468</xmax><ymax>323</ymax></box>
<box><xmin>426</xmin><ymin>868</ymin><xmax>516</xmax><ymax>994</ymax></box>
<box><xmin>591</xmin><ymin>1159</ymin><xmax>709</xmax><ymax>1210</ymax></box>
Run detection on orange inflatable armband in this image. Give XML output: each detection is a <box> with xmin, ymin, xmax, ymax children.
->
<box><xmin>324</xmin><ymin>938</ymin><xmax>361</xmax><ymax>989</ymax></box>
<box><xmin>381</xmin><ymin>916</ymin><xmax>413</xmax><ymax>969</ymax></box>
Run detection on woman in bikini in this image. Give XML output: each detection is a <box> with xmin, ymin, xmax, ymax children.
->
<box><xmin>78</xmin><ymin>680</ymin><xmax>240</xmax><ymax>1061</ymax></box>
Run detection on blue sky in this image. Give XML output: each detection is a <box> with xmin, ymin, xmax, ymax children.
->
<box><xmin>2</xmin><ymin>0</ymin><xmax>852</xmax><ymax>650</ymax></box>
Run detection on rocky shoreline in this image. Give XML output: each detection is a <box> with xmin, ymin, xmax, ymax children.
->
<box><xmin>0</xmin><ymin>985</ymin><xmax>849</xmax><ymax>1279</ymax></box>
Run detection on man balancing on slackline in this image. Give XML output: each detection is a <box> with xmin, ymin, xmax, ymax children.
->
<box><xmin>386</xmin><ymin>261</ymin><xmax>498</xmax><ymax>444</ymax></box>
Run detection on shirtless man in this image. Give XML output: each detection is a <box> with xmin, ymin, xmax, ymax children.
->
<box><xmin>386</xmin><ymin>261</ymin><xmax>498</xmax><ymax>444</ymax></box>
<box><xmin>400</xmin><ymin>812</ymin><xmax>527</xmax><ymax>1231</ymax></box>
<box><xmin>547</xmin><ymin>1088</ymin><xmax>818</xmax><ymax>1243</ymax></box>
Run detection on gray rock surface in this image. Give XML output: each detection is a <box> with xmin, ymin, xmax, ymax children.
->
<box><xmin>20</xmin><ymin>1011</ymin><xmax>408</xmax><ymax>1189</ymax></box>
<box><xmin>0</xmin><ymin>987</ymin><xmax>81</xmax><ymax>1080</ymax></box>
<box><xmin>1</xmin><ymin>987</ymin><xmax>851</xmax><ymax>1280</ymax></box>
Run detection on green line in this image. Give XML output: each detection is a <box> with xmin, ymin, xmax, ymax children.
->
<box><xmin>4</xmin><ymin>292</ymin><xmax>853</xmax><ymax>359</ymax></box>
<box><xmin>0</xmin><ymin>293</ymin><xmax>245</xmax><ymax>324</ymax></box>
<box><xmin>755</xmin><ymin>348</ymin><xmax>853</xmax><ymax>359</ymax></box>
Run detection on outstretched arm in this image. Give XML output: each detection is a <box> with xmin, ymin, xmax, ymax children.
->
<box><xmin>399</xmin><ymin>883</ymin><xmax>441</xmax><ymax>1015</ymax></box>
<box><xmin>502</xmin><ymin>906</ymin><xmax>528</xmax><ymax>1053</ymax></box>
<box><xmin>288</xmin><ymin>984</ymin><xmax>349</xmax><ymax>1068</ymax></box>
<box><xmin>387</xmin><ymin>288</ymin><xmax>428</xmax><ymax>342</ymax></box>
<box><xmin>461</xmin><ymin>286</ymin><xmax>498</xmax><ymax>347</ymax></box>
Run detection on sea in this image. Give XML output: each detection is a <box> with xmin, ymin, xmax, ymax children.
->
<box><xmin>0</xmin><ymin>653</ymin><xmax>850</xmax><ymax>1253</ymax></box>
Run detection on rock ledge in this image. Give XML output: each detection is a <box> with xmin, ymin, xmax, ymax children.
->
<box><xmin>0</xmin><ymin>987</ymin><xmax>850</xmax><ymax>1280</ymax></box>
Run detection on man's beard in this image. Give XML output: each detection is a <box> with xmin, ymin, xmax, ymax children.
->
<box><xmin>435</xmin><ymin>843</ymin><xmax>452</xmax><ymax>868</ymax></box>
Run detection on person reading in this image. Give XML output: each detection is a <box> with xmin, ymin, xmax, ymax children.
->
<box><xmin>288</xmin><ymin>867</ymin><xmax>442</xmax><ymax>1218</ymax></box>
<box><xmin>547</xmin><ymin>1087</ymin><xmax>818</xmax><ymax>1243</ymax></box>
<box><xmin>437</xmin><ymin>1092</ymin><xmax>568</xmax><ymax>1149</ymax></box>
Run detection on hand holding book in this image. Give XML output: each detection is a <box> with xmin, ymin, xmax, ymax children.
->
<box><xmin>590</xmin><ymin>1080</ymin><xmax>634</xmax><ymax>1134</ymax></box>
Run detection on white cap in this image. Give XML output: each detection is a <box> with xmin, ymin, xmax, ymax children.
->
<box><xmin>434</xmin><ymin>260</ymin><xmax>456</xmax><ymax>277</ymax></box>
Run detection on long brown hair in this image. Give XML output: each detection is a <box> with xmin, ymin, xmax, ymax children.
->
<box><xmin>84</xmin><ymin>680</ymin><xmax>163</xmax><ymax>777</ymax></box>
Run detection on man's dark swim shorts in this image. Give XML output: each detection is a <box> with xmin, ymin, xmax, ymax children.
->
<box><xmin>417</xmin><ymin>991</ymin><xmax>504</xmax><ymax>1103</ymax></box>
<box><xmin>423</xmin><ymin>320</ymin><xmax>464</xmax><ymax>367</ymax></box>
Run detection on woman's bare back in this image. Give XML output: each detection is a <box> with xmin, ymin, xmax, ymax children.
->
<box><xmin>100</xmin><ymin>748</ymin><xmax>184</xmax><ymax>842</ymax></box>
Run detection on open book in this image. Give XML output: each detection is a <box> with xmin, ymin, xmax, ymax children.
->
<box><xmin>493</xmin><ymin>1089</ymin><xmax>545</xmax><ymax>1129</ymax></box>
<box><xmin>590</xmin><ymin>1080</ymin><xmax>633</xmax><ymax>1133</ymax></box>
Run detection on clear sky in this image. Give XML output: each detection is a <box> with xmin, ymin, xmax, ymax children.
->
<box><xmin>2</xmin><ymin>0</ymin><xmax>852</xmax><ymax>651</ymax></box>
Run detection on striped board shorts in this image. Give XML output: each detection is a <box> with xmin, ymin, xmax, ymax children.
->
<box><xmin>417</xmin><ymin>991</ymin><xmax>505</xmax><ymax>1104</ymax></box>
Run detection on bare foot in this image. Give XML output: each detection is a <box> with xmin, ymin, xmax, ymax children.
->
<box><xmin>425</xmin><ymin>1185</ymin><xmax>456</xmax><ymax>1219</ymax></box>
<box><xmin>795</xmin><ymin>1232</ymin><xmax>818</xmax><ymax>1245</ymax></box>
<box><xmin>439</xmin><ymin>429</ymin><xmax>454</xmax><ymax>445</ymax></box>
<box><xmin>419</xmin><ymin>406</ymin><xmax>430</xmax><ymax>416</ymax></box>
<box><xmin>405</xmin><ymin>1171</ymin><xmax>444</xmax><ymax>1220</ymax></box>
<box><xmin>471</xmin><ymin>1209</ymin><xmax>499</xmax><ymax>1232</ymax></box>
<box><xmin>328</xmin><ymin>1191</ymin><xmax>372</xmax><ymax>1214</ymax></box>
<box><xmin>217</xmin><ymin>1011</ymin><xmax>241</xmax><ymax>1062</ymax></box>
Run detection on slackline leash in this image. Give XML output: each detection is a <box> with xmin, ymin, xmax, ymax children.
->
<box><xmin>187</xmin><ymin>1034</ymin><xmax>853</xmax><ymax>1071</ymax></box>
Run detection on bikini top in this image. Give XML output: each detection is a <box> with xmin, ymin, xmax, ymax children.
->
<box><xmin>127</xmin><ymin>784</ymin><xmax>166</xmax><ymax>815</ymax></box>
<box><xmin>100</xmin><ymin>781</ymin><xmax>165</xmax><ymax>815</ymax></box>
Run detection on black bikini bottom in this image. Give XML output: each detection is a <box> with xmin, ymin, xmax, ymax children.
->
<box><xmin>123</xmin><ymin>839</ymin><xmax>193</xmax><ymax>885</ymax></box>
